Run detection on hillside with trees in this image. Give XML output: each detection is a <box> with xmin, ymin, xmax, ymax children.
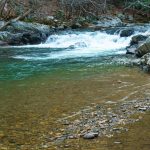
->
<box><xmin>0</xmin><ymin>0</ymin><xmax>149</xmax><ymax>22</ymax></box>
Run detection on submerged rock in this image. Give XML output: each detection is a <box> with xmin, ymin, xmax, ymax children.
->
<box><xmin>83</xmin><ymin>132</ymin><xmax>98</xmax><ymax>139</ymax></box>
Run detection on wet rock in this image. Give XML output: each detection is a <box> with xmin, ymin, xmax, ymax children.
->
<box><xmin>83</xmin><ymin>132</ymin><xmax>98</xmax><ymax>139</ymax></box>
<box><xmin>68</xmin><ymin>135</ymin><xmax>78</xmax><ymax>139</ymax></box>
<box><xmin>0</xmin><ymin>20</ymin><xmax>55</xmax><ymax>45</ymax></box>
<box><xmin>51</xmin><ymin>99</ymin><xmax>150</xmax><ymax>144</ymax></box>
<box><xmin>126</xmin><ymin>45</ymin><xmax>138</xmax><ymax>54</ymax></box>
<box><xmin>130</xmin><ymin>35</ymin><xmax>147</xmax><ymax>46</ymax></box>
<box><xmin>114</xmin><ymin>141</ymin><xmax>121</xmax><ymax>144</ymax></box>
<box><xmin>120</xmin><ymin>29</ymin><xmax>134</xmax><ymax>37</ymax></box>
<box><xmin>138</xmin><ymin>107</ymin><xmax>147</xmax><ymax>111</ymax></box>
<box><xmin>8</xmin><ymin>32</ymin><xmax>43</xmax><ymax>45</ymax></box>
<box><xmin>105</xmin><ymin>101</ymin><xmax>116</xmax><ymax>104</ymax></box>
<box><xmin>136</xmin><ymin>37</ymin><xmax>150</xmax><ymax>57</ymax></box>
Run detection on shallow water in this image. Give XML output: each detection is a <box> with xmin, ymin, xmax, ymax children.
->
<box><xmin>0</xmin><ymin>28</ymin><xmax>150</xmax><ymax>149</ymax></box>
<box><xmin>0</xmin><ymin>61</ymin><xmax>150</xmax><ymax>149</ymax></box>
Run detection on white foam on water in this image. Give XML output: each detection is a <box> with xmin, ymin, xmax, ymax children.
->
<box><xmin>13</xmin><ymin>29</ymin><xmax>150</xmax><ymax>60</ymax></box>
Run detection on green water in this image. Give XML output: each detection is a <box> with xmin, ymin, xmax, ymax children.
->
<box><xmin>0</xmin><ymin>46</ymin><xmax>150</xmax><ymax>149</ymax></box>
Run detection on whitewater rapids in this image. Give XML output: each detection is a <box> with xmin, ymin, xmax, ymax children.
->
<box><xmin>13</xmin><ymin>27</ymin><xmax>150</xmax><ymax>60</ymax></box>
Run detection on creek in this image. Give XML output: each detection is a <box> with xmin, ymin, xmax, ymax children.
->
<box><xmin>0</xmin><ymin>25</ymin><xmax>150</xmax><ymax>149</ymax></box>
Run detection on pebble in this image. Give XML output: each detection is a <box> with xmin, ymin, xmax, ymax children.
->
<box><xmin>62</xmin><ymin>120</ymin><xmax>70</xmax><ymax>125</ymax></box>
<box><xmin>83</xmin><ymin>132</ymin><xmax>98</xmax><ymax>139</ymax></box>
<box><xmin>64</xmin><ymin>145</ymin><xmax>70</xmax><ymax>148</ymax></box>
<box><xmin>105</xmin><ymin>101</ymin><xmax>116</xmax><ymax>104</ymax></box>
<box><xmin>114</xmin><ymin>141</ymin><xmax>121</xmax><ymax>144</ymax></box>
<box><xmin>139</xmin><ymin>107</ymin><xmax>147</xmax><ymax>111</ymax></box>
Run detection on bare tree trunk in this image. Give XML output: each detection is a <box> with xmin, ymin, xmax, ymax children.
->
<box><xmin>0</xmin><ymin>0</ymin><xmax>8</xmax><ymax>16</ymax></box>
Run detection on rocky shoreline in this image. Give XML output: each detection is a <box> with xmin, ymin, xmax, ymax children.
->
<box><xmin>44</xmin><ymin>98</ymin><xmax>149</xmax><ymax>148</ymax></box>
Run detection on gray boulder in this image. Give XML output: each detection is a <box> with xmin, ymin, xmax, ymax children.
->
<box><xmin>126</xmin><ymin>35</ymin><xmax>148</xmax><ymax>54</ymax></box>
<box><xmin>83</xmin><ymin>132</ymin><xmax>98</xmax><ymax>139</ymax></box>
<box><xmin>0</xmin><ymin>21</ymin><xmax>55</xmax><ymax>45</ymax></box>
<box><xmin>135</xmin><ymin>37</ymin><xmax>150</xmax><ymax>57</ymax></box>
<box><xmin>8</xmin><ymin>21</ymin><xmax>52</xmax><ymax>35</ymax></box>
<box><xmin>8</xmin><ymin>32</ymin><xmax>43</xmax><ymax>45</ymax></box>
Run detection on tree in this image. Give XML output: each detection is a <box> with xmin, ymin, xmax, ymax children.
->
<box><xmin>58</xmin><ymin>0</ymin><xmax>108</xmax><ymax>19</ymax></box>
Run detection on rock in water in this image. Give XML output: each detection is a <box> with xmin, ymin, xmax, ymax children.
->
<box><xmin>83</xmin><ymin>132</ymin><xmax>98</xmax><ymax>139</ymax></box>
<box><xmin>136</xmin><ymin>37</ymin><xmax>150</xmax><ymax>57</ymax></box>
<box><xmin>126</xmin><ymin>35</ymin><xmax>148</xmax><ymax>54</ymax></box>
<box><xmin>120</xmin><ymin>29</ymin><xmax>134</xmax><ymax>37</ymax></box>
<box><xmin>130</xmin><ymin>35</ymin><xmax>147</xmax><ymax>45</ymax></box>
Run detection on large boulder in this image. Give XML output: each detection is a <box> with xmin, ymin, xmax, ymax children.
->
<box><xmin>126</xmin><ymin>35</ymin><xmax>148</xmax><ymax>54</ymax></box>
<box><xmin>8</xmin><ymin>32</ymin><xmax>47</xmax><ymax>45</ymax></box>
<box><xmin>140</xmin><ymin>53</ymin><xmax>150</xmax><ymax>72</ymax></box>
<box><xmin>135</xmin><ymin>37</ymin><xmax>150</xmax><ymax>57</ymax></box>
<box><xmin>8</xmin><ymin>21</ymin><xmax>52</xmax><ymax>35</ymax></box>
<box><xmin>0</xmin><ymin>31</ymin><xmax>47</xmax><ymax>45</ymax></box>
<box><xmin>120</xmin><ymin>28</ymin><xmax>134</xmax><ymax>37</ymax></box>
<box><xmin>0</xmin><ymin>21</ymin><xmax>55</xmax><ymax>45</ymax></box>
